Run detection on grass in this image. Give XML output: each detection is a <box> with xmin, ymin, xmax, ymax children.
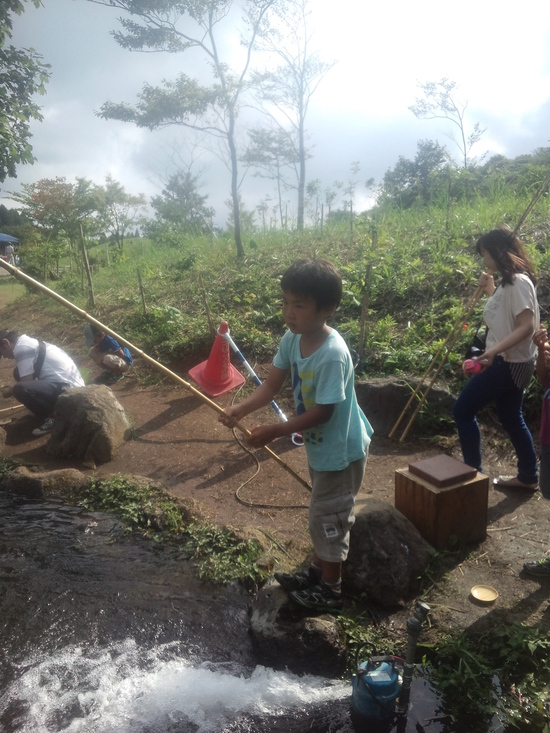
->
<box><xmin>0</xmin><ymin>276</ymin><xmax>25</xmax><ymax>309</ymax></box>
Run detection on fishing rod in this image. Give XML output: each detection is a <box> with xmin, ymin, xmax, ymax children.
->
<box><xmin>0</xmin><ymin>259</ymin><xmax>311</xmax><ymax>492</ymax></box>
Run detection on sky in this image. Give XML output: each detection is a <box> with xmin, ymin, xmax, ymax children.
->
<box><xmin>4</xmin><ymin>0</ymin><xmax>550</xmax><ymax>226</ymax></box>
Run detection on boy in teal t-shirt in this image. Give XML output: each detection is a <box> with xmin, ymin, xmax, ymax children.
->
<box><xmin>219</xmin><ymin>259</ymin><xmax>372</xmax><ymax>613</ymax></box>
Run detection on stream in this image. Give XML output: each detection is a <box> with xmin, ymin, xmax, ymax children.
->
<box><xmin>0</xmin><ymin>488</ymin><xmax>503</xmax><ymax>732</ymax></box>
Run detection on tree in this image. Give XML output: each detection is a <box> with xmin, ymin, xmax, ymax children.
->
<box><xmin>253</xmin><ymin>0</ymin><xmax>333</xmax><ymax>229</ymax></box>
<box><xmin>242</xmin><ymin>127</ymin><xmax>298</xmax><ymax>228</ymax></box>
<box><xmin>380</xmin><ymin>139</ymin><xmax>449</xmax><ymax>208</ymax></box>
<box><xmin>100</xmin><ymin>174</ymin><xmax>147</xmax><ymax>250</ymax></box>
<box><xmin>409</xmin><ymin>77</ymin><xmax>485</xmax><ymax>169</ymax></box>
<box><xmin>12</xmin><ymin>176</ymin><xmax>104</xmax><ymax>271</ymax></box>
<box><xmin>86</xmin><ymin>0</ymin><xmax>280</xmax><ymax>258</ymax></box>
<box><xmin>150</xmin><ymin>170</ymin><xmax>214</xmax><ymax>234</ymax></box>
<box><xmin>0</xmin><ymin>1</ymin><xmax>50</xmax><ymax>183</ymax></box>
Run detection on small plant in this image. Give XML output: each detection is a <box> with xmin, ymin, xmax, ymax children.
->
<box><xmin>73</xmin><ymin>475</ymin><xmax>265</xmax><ymax>587</ymax></box>
<box><xmin>184</xmin><ymin>521</ymin><xmax>267</xmax><ymax>587</ymax></box>
<box><xmin>0</xmin><ymin>458</ymin><xmax>18</xmax><ymax>481</ymax></box>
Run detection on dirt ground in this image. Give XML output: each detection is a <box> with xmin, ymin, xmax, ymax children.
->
<box><xmin>1</xmin><ymin>315</ymin><xmax>550</xmax><ymax>641</ymax></box>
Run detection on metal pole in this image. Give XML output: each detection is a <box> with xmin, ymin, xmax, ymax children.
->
<box><xmin>221</xmin><ymin>327</ymin><xmax>304</xmax><ymax>447</ymax></box>
<box><xmin>396</xmin><ymin>601</ymin><xmax>431</xmax><ymax>714</ymax></box>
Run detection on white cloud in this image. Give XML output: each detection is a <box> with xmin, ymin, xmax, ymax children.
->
<box><xmin>3</xmin><ymin>0</ymin><xmax>550</xmax><ymax>222</ymax></box>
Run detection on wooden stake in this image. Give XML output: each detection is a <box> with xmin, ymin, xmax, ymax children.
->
<box><xmin>0</xmin><ymin>259</ymin><xmax>311</xmax><ymax>492</ymax></box>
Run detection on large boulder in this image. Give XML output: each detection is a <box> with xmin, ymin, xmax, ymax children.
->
<box><xmin>46</xmin><ymin>385</ymin><xmax>131</xmax><ymax>466</ymax></box>
<box><xmin>355</xmin><ymin>377</ymin><xmax>455</xmax><ymax>437</ymax></box>
<box><xmin>343</xmin><ymin>498</ymin><xmax>434</xmax><ymax>609</ymax></box>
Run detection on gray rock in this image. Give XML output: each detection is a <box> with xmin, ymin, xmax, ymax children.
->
<box><xmin>355</xmin><ymin>377</ymin><xmax>455</xmax><ymax>437</ymax></box>
<box><xmin>249</xmin><ymin>581</ymin><xmax>346</xmax><ymax>678</ymax></box>
<box><xmin>343</xmin><ymin>498</ymin><xmax>434</xmax><ymax>608</ymax></box>
<box><xmin>46</xmin><ymin>385</ymin><xmax>131</xmax><ymax>466</ymax></box>
<box><xmin>3</xmin><ymin>466</ymin><xmax>90</xmax><ymax>499</ymax></box>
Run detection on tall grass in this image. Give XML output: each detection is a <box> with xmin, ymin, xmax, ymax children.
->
<box><xmin>7</xmin><ymin>192</ymin><xmax>550</xmax><ymax>415</ymax></box>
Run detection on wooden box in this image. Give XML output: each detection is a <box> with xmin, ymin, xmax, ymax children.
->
<box><xmin>395</xmin><ymin>456</ymin><xmax>489</xmax><ymax>550</ymax></box>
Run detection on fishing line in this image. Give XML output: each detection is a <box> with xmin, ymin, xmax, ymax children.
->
<box><xmin>230</xmin><ymin>365</ymin><xmax>308</xmax><ymax>510</ymax></box>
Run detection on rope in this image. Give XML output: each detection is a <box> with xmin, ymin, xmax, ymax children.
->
<box><xmin>230</xmin><ymin>368</ymin><xmax>309</xmax><ymax>510</ymax></box>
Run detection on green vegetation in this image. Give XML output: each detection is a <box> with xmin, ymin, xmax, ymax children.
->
<box><xmin>72</xmin><ymin>474</ymin><xmax>266</xmax><ymax>587</ymax></box>
<box><xmin>3</xmin><ymin>146</ymin><xmax>550</xmax><ymax>730</ymax></box>
<box><xmin>421</xmin><ymin>625</ymin><xmax>550</xmax><ymax>732</ymax></box>
<box><xmin>0</xmin><ymin>277</ymin><xmax>25</xmax><ymax>308</ymax></box>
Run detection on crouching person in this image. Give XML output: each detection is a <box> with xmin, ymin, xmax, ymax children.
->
<box><xmin>84</xmin><ymin>323</ymin><xmax>132</xmax><ymax>385</ymax></box>
<box><xmin>0</xmin><ymin>329</ymin><xmax>85</xmax><ymax>436</ymax></box>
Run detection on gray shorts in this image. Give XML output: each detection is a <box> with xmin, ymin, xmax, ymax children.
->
<box><xmin>308</xmin><ymin>457</ymin><xmax>367</xmax><ymax>562</ymax></box>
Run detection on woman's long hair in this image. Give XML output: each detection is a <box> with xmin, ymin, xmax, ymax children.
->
<box><xmin>476</xmin><ymin>226</ymin><xmax>537</xmax><ymax>286</ymax></box>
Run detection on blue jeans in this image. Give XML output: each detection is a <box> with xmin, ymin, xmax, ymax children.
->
<box><xmin>452</xmin><ymin>356</ymin><xmax>538</xmax><ymax>484</ymax></box>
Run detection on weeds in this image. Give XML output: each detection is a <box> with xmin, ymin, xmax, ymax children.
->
<box><xmin>73</xmin><ymin>475</ymin><xmax>265</xmax><ymax>587</ymax></box>
<box><xmin>420</xmin><ymin>624</ymin><xmax>550</xmax><ymax>731</ymax></box>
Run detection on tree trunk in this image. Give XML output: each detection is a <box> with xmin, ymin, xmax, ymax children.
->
<box><xmin>228</xmin><ymin>116</ymin><xmax>244</xmax><ymax>258</ymax></box>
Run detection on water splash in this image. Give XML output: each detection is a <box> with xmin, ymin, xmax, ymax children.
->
<box><xmin>2</xmin><ymin>638</ymin><xmax>350</xmax><ymax>732</ymax></box>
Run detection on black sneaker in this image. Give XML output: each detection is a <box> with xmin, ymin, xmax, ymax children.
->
<box><xmin>289</xmin><ymin>581</ymin><xmax>344</xmax><ymax>614</ymax></box>
<box><xmin>523</xmin><ymin>557</ymin><xmax>550</xmax><ymax>577</ymax></box>
<box><xmin>274</xmin><ymin>568</ymin><xmax>320</xmax><ymax>592</ymax></box>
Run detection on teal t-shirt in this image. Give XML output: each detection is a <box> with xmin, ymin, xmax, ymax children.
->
<box><xmin>273</xmin><ymin>328</ymin><xmax>373</xmax><ymax>471</ymax></box>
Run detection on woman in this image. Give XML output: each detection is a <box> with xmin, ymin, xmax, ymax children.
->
<box><xmin>453</xmin><ymin>225</ymin><xmax>540</xmax><ymax>490</ymax></box>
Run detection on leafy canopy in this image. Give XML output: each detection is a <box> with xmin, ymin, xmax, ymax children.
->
<box><xmin>0</xmin><ymin>0</ymin><xmax>50</xmax><ymax>182</ymax></box>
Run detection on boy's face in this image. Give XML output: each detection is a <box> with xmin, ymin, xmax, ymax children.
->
<box><xmin>281</xmin><ymin>291</ymin><xmax>335</xmax><ymax>335</ymax></box>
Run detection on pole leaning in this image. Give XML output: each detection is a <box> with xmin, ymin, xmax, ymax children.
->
<box><xmin>0</xmin><ymin>259</ymin><xmax>311</xmax><ymax>492</ymax></box>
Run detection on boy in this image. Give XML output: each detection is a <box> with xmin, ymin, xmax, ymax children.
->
<box><xmin>219</xmin><ymin>259</ymin><xmax>373</xmax><ymax>612</ymax></box>
<box><xmin>84</xmin><ymin>324</ymin><xmax>132</xmax><ymax>385</ymax></box>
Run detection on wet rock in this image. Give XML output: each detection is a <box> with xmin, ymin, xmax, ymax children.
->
<box><xmin>355</xmin><ymin>377</ymin><xmax>455</xmax><ymax>437</ymax></box>
<box><xmin>343</xmin><ymin>498</ymin><xmax>434</xmax><ymax>609</ymax></box>
<box><xmin>0</xmin><ymin>426</ymin><xmax>5</xmax><ymax>448</ymax></box>
<box><xmin>249</xmin><ymin>581</ymin><xmax>346</xmax><ymax>678</ymax></box>
<box><xmin>3</xmin><ymin>466</ymin><xmax>89</xmax><ymax>499</ymax></box>
<box><xmin>46</xmin><ymin>385</ymin><xmax>131</xmax><ymax>466</ymax></box>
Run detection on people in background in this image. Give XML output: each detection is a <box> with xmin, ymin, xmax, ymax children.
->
<box><xmin>5</xmin><ymin>243</ymin><xmax>15</xmax><ymax>265</ymax></box>
<box><xmin>0</xmin><ymin>329</ymin><xmax>84</xmax><ymax>436</ymax></box>
<box><xmin>453</xmin><ymin>226</ymin><xmax>539</xmax><ymax>491</ymax></box>
<box><xmin>84</xmin><ymin>323</ymin><xmax>132</xmax><ymax>385</ymax></box>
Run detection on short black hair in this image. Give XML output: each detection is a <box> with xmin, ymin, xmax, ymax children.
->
<box><xmin>280</xmin><ymin>259</ymin><xmax>342</xmax><ymax>310</ymax></box>
<box><xmin>0</xmin><ymin>330</ymin><xmax>18</xmax><ymax>344</ymax></box>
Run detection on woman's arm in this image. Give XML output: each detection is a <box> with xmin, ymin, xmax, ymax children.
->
<box><xmin>481</xmin><ymin>309</ymin><xmax>535</xmax><ymax>367</ymax></box>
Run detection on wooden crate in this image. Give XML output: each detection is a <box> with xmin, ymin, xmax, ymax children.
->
<box><xmin>395</xmin><ymin>464</ymin><xmax>489</xmax><ymax>550</ymax></box>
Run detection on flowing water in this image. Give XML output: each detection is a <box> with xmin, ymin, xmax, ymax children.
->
<box><xmin>0</xmin><ymin>489</ymin><xmax>502</xmax><ymax>732</ymax></box>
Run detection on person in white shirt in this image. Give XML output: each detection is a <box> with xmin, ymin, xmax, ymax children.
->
<box><xmin>453</xmin><ymin>226</ymin><xmax>539</xmax><ymax>491</ymax></box>
<box><xmin>0</xmin><ymin>330</ymin><xmax>84</xmax><ymax>436</ymax></box>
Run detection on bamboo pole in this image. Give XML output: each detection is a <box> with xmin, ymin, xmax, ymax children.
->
<box><xmin>0</xmin><ymin>259</ymin><xmax>311</xmax><ymax>492</ymax></box>
<box><xmin>388</xmin><ymin>279</ymin><xmax>486</xmax><ymax>440</ymax></box>
<box><xmin>0</xmin><ymin>404</ymin><xmax>24</xmax><ymax>415</ymax></box>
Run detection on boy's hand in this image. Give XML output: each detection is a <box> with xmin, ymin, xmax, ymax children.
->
<box><xmin>246</xmin><ymin>424</ymin><xmax>282</xmax><ymax>449</ymax></box>
<box><xmin>218</xmin><ymin>405</ymin><xmax>245</xmax><ymax>429</ymax></box>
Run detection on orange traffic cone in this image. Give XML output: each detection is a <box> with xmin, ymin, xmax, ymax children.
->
<box><xmin>189</xmin><ymin>321</ymin><xmax>246</xmax><ymax>397</ymax></box>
